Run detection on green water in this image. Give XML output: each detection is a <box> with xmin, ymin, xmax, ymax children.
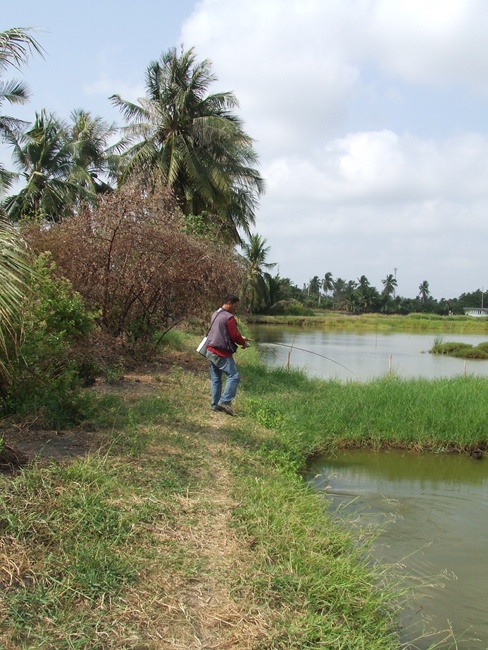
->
<box><xmin>306</xmin><ymin>449</ymin><xmax>488</xmax><ymax>648</ymax></box>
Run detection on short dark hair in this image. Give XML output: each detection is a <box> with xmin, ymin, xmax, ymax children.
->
<box><xmin>223</xmin><ymin>295</ymin><xmax>240</xmax><ymax>304</ymax></box>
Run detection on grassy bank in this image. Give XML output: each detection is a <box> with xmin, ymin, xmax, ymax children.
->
<box><xmin>241</xmin><ymin>360</ymin><xmax>488</xmax><ymax>465</ymax></box>
<box><xmin>1</xmin><ymin>336</ymin><xmax>480</xmax><ymax>648</ymax></box>
<box><xmin>248</xmin><ymin>311</ymin><xmax>488</xmax><ymax>333</ymax></box>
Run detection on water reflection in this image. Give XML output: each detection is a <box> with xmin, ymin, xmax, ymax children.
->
<box><xmin>306</xmin><ymin>450</ymin><xmax>488</xmax><ymax>648</ymax></box>
<box><xmin>251</xmin><ymin>326</ymin><xmax>488</xmax><ymax>382</ymax></box>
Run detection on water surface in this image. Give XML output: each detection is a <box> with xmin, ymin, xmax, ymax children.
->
<box><xmin>306</xmin><ymin>450</ymin><xmax>488</xmax><ymax>648</ymax></box>
<box><xmin>251</xmin><ymin>325</ymin><xmax>488</xmax><ymax>381</ymax></box>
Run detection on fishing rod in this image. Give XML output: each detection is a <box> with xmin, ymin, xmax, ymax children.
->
<box><xmin>251</xmin><ymin>340</ymin><xmax>354</xmax><ymax>374</ymax></box>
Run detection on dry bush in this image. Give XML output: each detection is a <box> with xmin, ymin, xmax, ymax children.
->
<box><xmin>23</xmin><ymin>180</ymin><xmax>243</xmax><ymax>351</ymax></box>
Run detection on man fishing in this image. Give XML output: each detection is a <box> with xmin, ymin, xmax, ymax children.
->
<box><xmin>205</xmin><ymin>295</ymin><xmax>250</xmax><ymax>416</ymax></box>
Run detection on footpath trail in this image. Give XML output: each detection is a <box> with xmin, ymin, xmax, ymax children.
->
<box><xmin>149</xmin><ymin>401</ymin><xmax>268</xmax><ymax>649</ymax></box>
<box><xmin>97</xmin><ymin>359</ymin><xmax>272</xmax><ymax>649</ymax></box>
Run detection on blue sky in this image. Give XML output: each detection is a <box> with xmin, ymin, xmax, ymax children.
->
<box><xmin>3</xmin><ymin>0</ymin><xmax>488</xmax><ymax>300</ymax></box>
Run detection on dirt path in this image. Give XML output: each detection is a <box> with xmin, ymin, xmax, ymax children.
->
<box><xmin>1</xmin><ymin>360</ymin><xmax>271</xmax><ymax>649</ymax></box>
<box><xmin>155</xmin><ymin>423</ymin><xmax>267</xmax><ymax>649</ymax></box>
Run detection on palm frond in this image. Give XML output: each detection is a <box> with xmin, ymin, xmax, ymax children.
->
<box><xmin>0</xmin><ymin>27</ymin><xmax>45</xmax><ymax>73</ymax></box>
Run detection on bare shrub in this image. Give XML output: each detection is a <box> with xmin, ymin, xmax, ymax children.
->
<box><xmin>23</xmin><ymin>179</ymin><xmax>243</xmax><ymax>352</ymax></box>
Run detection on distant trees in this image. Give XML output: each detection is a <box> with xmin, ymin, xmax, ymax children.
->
<box><xmin>417</xmin><ymin>280</ymin><xmax>430</xmax><ymax>303</ymax></box>
<box><xmin>308</xmin><ymin>275</ymin><xmax>321</xmax><ymax>299</ymax></box>
<box><xmin>322</xmin><ymin>271</ymin><xmax>334</xmax><ymax>297</ymax></box>
<box><xmin>382</xmin><ymin>273</ymin><xmax>398</xmax><ymax>298</ymax></box>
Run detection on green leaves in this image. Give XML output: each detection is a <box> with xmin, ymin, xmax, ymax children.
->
<box><xmin>111</xmin><ymin>46</ymin><xmax>264</xmax><ymax>244</ymax></box>
<box><xmin>0</xmin><ymin>216</ymin><xmax>31</xmax><ymax>384</ymax></box>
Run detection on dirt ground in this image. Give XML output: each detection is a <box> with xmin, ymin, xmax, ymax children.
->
<box><xmin>0</xmin><ymin>353</ymin><xmax>204</xmax><ymax>471</ymax></box>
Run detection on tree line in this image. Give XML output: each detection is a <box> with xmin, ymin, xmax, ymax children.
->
<box><xmin>241</xmin><ymin>258</ymin><xmax>485</xmax><ymax>316</ymax></box>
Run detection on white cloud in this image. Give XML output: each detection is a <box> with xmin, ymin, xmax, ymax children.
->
<box><xmin>179</xmin><ymin>0</ymin><xmax>488</xmax><ymax>297</ymax></box>
<box><xmin>84</xmin><ymin>74</ymin><xmax>145</xmax><ymax>106</ymax></box>
<box><xmin>369</xmin><ymin>0</ymin><xmax>488</xmax><ymax>91</ymax></box>
<box><xmin>4</xmin><ymin>0</ymin><xmax>488</xmax><ymax>299</ymax></box>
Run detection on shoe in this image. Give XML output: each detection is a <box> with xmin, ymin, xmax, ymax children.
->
<box><xmin>218</xmin><ymin>402</ymin><xmax>234</xmax><ymax>416</ymax></box>
<box><xmin>211</xmin><ymin>406</ymin><xmax>220</xmax><ymax>412</ymax></box>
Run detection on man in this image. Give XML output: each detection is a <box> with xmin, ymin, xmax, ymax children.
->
<box><xmin>205</xmin><ymin>295</ymin><xmax>249</xmax><ymax>416</ymax></box>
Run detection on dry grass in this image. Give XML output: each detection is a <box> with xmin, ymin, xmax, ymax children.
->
<box><xmin>0</xmin><ymin>349</ymin><xmax>402</xmax><ymax>649</ymax></box>
<box><xmin>0</xmin><ymin>355</ymin><xmax>274</xmax><ymax>649</ymax></box>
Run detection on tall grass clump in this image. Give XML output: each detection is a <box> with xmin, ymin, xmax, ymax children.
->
<box><xmin>241</xmin><ymin>363</ymin><xmax>488</xmax><ymax>470</ymax></box>
<box><xmin>431</xmin><ymin>339</ymin><xmax>488</xmax><ymax>359</ymax></box>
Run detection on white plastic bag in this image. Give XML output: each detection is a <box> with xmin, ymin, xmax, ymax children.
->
<box><xmin>196</xmin><ymin>336</ymin><xmax>208</xmax><ymax>357</ymax></box>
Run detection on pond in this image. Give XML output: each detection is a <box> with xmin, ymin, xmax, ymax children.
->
<box><xmin>305</xmin><ymin>449</ymin><xmax>488</xmax><ymax>649</ymax></box>
<box><xmin>250</xmin><ymin>326</ymin><xmax>488</xmax><ymax>647</ymax></box>
<box><xmin>250</xmin><ymin>325</ymin><xmax>488</xmax><ymax>381</ymax></box>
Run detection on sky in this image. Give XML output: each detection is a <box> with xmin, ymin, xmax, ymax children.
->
<box><xmin>3</xmin><ymin>0</ymin><xmax>488</xmax><ymax>300</ymax></box>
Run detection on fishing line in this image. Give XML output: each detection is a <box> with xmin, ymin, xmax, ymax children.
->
<box><xmin>253</xmin><ymin>340</ymin><xmax>353</xmax><ymax>374</ymax></box>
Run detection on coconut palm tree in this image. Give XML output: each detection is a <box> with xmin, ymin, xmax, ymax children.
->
<box><xmin>0</xmin><ymin>215</ymin><xmax>32</xmax><ymax>385</ymax></box>
<box><xmin>240</xmin><ymin>233</ymin><xmax>276</xmax><ymax>312</ymax></box>
<box><xmin>322</xmin><ymin>271</ymin><xmax>334</xmax><ymax>296</ymax></box>
<box><xmin>110</xmin><ymin>46</ymin><xmax>264</xmax><ymax>244</ymax></box>
<box><xmin>4</xmin><ymin>109</ymin><xmax>117</xmax><ymax>221</ymax></box>
<box><xmin>0</xmin><ymin>27</ymin><xmax>44</xmax><ymax>193</ymax></box>
<box><xmin>332</xmin><ymin>277</ymin><xmax>348</xmax><ymax>309</ymax></box>
<box><xmin>4</xmin><ymin>110</ymin><xmax>90</xmax><ymax>221</ymax></box>
<box><xmin>66</xmin><ymin>109</ymin><xmax>117</xmax><ymax>194</ymax></box>
<box><xmin>382</xmin><ymin>273</ymin><xmax>398</xmax><ymax>298</ymax></box>
<box><xmin>417</xmin><ymin>280</ymin><xmax>430</xmax><ymax>304</ymax></box>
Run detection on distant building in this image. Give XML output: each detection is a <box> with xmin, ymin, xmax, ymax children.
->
<box><xmin>463</xmin><ymin>307</ymin><xmax>488</xmax><ymax>318</ymax></box>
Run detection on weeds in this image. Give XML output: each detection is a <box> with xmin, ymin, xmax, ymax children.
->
<box><xmin>431</xmin><ymin>339</ymin><xmax>488</xmax><ymax>359</ymax></box>
<box><xmin>1</xmin><ymin>335</ymin><xmax>472</xmax><ymax>648</ymax></box>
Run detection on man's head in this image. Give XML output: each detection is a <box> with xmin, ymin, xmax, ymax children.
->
<box><xmin>222</xmin><ymin>295</ymin><xmax>240</xmax><ymax>313</ymax></box>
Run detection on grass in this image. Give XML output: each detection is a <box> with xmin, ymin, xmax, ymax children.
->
<box><xmin>248</xmin><ymin>312</ymin><xmax>488</xmax><ymax>333</ymax></box>
<box><xmin>431</xmin><ymin>338</ymin><xmax>488</xmax><ymax>359</ymax></box>
<box><xmin>242</xmin><ymin>359</ymin><xmax>488</xmax><ymax>465</ymax></box>
<box><xmin>1</xmin><ymin>337</ymin><xmax>480</xmax><ymax>648</ymax></box>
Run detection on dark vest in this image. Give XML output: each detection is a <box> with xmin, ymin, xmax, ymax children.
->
<box><xmin>206</xmin><ymin>309</ymin><xmax>237</xmax><ymax>353</ymax></box>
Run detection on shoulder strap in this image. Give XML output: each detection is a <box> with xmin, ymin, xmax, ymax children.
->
<box><xmin>205</xmin><ymin>308</ymin><xmax>223</xmax><ymax>336</ymax></box>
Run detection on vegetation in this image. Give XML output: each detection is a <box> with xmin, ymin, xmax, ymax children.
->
<box><xmin>2</xmin><ymin>336</ymin><xmax>484</xmax><ymax>647</ymax></box>
<box><xmin>110</xmin><ymin>46</ymin><xmax>264</xmax><ymax>244</ymax></box>
<box><xmin>4</xmin><ymin>109</ymin><xmax>116</xmax><ymax>221</ymax></box>
<box><xmin>240</xmin><ymin>232</ymin><xmax>276</xmax><ymax>313</ymax></box>
<box><xmin>247</xmin><ymin>311</ymin><xmax>488</xmax><ymax>333</ymax></box>
<box><xmin>2</xmin><ymin>253</ymin><xmax>96</xmax><ymax>427</ymax></box>
<box><xmin>242</xmin><ymin>363</ymin><xmax>488</xmax><ymax>460</ymax></box>
<box><xmin>0</xmin><ymin>344</ymin><xmax>414</xmax><ymax>649</ymax></box>
<box><xmin>431</xmin><ymin>337</ymin><xmax>488</xmax><ymax>359</ymax></box>
<box><xmin>0</xmin><ymin>216</ymin><xmax>32</xmax><ymax>387</ymax></box>
<box><xmin>22</xmin><ymin>178</ymin><xmax>243</xmax><ymax>350</ymax></box>
<box><xmin>0</xmin><ymin>27</ymin><xmax>44</xmax><ymax>193</ymax></box>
